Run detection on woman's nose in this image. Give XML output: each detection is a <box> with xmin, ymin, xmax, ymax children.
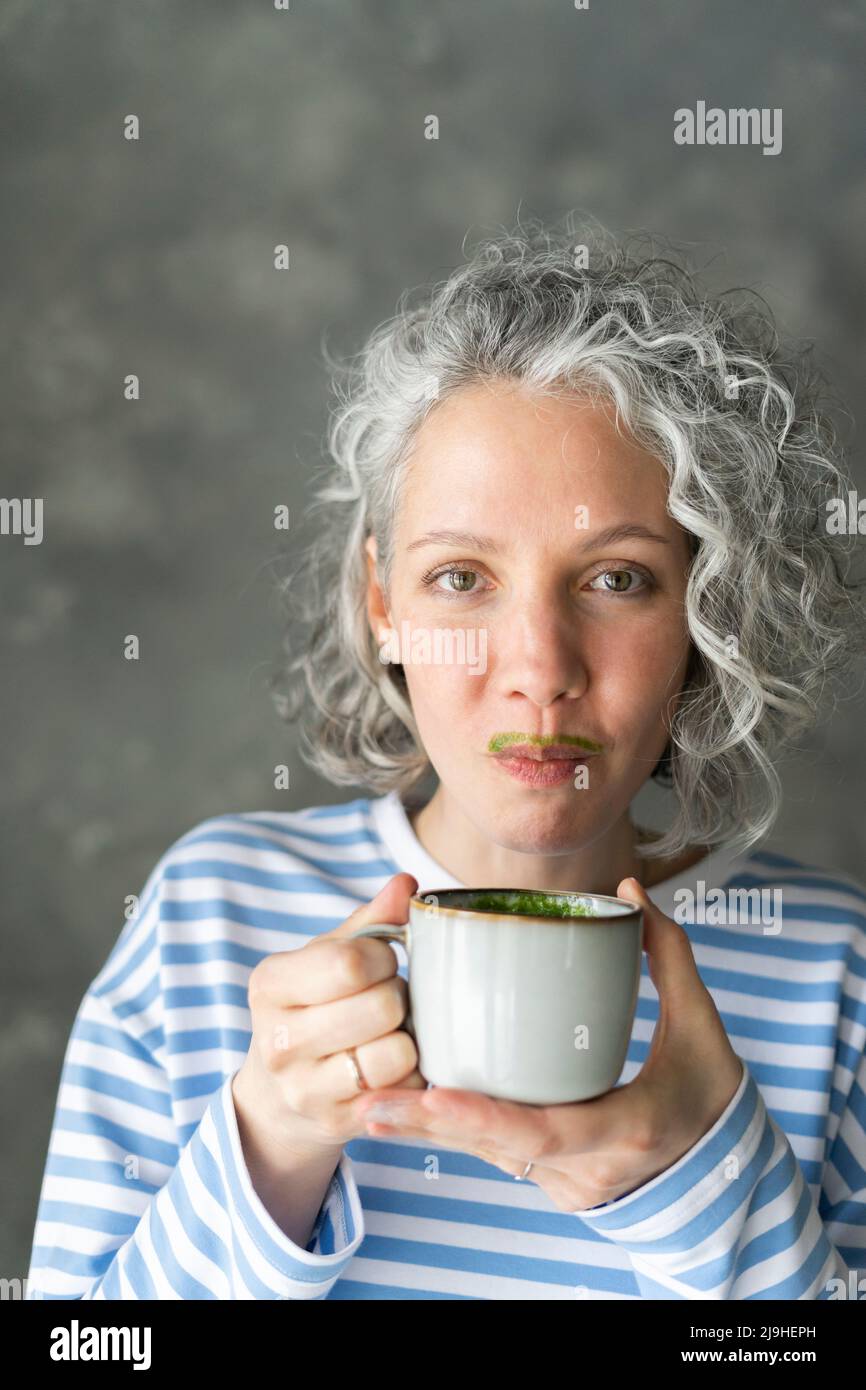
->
<box><xmin>492</xmin><ymin>598</ymin><xmax>589</xmax><ymax>706</ymax></box>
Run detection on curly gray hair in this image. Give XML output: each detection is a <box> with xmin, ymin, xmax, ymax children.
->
<box><xmin>269</xmin><ymin>213</ymin><xmax>866</xmax><ymax>861</ymax></box>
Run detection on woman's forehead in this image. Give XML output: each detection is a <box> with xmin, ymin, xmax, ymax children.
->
<box><xmin>397</xmin><ymin>385</ymin><xmax>677</xmax><ymax>532</ymax></box>
<box><xmin>406</xmin><ymin>383</ymin><xmax>666</xmax><ymax>478</ymax></box>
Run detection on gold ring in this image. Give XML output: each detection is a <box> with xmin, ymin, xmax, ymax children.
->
<box><xmin>346</xmin><ymin>1047</ymin><xmax>368</xmax><ymax>1092</ymax></box>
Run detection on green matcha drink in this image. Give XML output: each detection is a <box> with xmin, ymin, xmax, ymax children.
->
<box><xmin>467</xmin><ymin>890</ymin><xmax>593</xmax><ymax>918</ymax></box>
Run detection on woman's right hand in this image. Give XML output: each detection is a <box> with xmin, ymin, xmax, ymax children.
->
<box><xmin>232</xmin><ymin>873</ymin><xmax>425</xmax><ymax>1158</ymax></box>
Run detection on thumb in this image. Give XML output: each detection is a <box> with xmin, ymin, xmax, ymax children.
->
<box><xmin>616</xmin><ymin>876</ymin><xmax>702</xmax><ymax>1013</ymax></box>
<box><xmin>328</xmin><ymin>872</ymin><xmax>419</xmax><ymax>940</ymax></box>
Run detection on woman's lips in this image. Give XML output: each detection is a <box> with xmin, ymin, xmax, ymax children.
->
<box><xmin>491</xmin><ymin>751</ymin><xmax>598</xmax><ymax>787</ymax></box>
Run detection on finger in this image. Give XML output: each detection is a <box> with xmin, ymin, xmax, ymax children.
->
<box><xmin>327</xmin><ymin>873</ymin><xmax>418</xmax><ymax>940</ymax></box>
<box><xmin>274</xmin><ymin>1053</ymin><xmax>426</xmax><ymax>1130</ymax></box>
<box><xmin>252</xmin><ymin>873</ymin><xmax>418</xmax><ymax>1008</ymax></box>
<box><xmin>356</xmin><ymin>1086</ymin><xmax>552</xmax><ymax>1160</ymax></box>
<box><xmin>318</xmin><ymin>1029</ymin><xmax>423</xmax><ymax>1101</ymax></box>
<box><xmin>402</xmin><ymin>1083</ymin><xmax>649</xmax><ymax>1164</ymax></box>
<box><xmin>292</xmin><ymin>973</ymin><xmax>412</xmax><ymax>1059</ymax></box>
<box><xmin>617</xmin><ymin>876</ymin><xmax>705</xmax><ymax>1023</ymax></box>
<box><xmin>360</xmin><ymin>1120</ymin><xmax>532</xmax><ymax>1181</ymax></box>
<box><xmin>307</xmin><ymin>871</ymin><xmax>418</xmax><ymax>999</ymax></box>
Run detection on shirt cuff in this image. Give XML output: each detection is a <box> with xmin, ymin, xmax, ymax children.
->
<box><xmin>216</xmin><ymin>1074</ymin><xmax>365</xmax><ymax>1297</ymax></box>
<box><xmin>572</xmin><ymin>1058</ymin><xmax>761</xmax><ymax>1236</ymax></box>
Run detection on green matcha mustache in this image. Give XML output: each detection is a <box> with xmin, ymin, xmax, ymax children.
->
<box><xmin>487</xmin><ymin>733</ymin><xmax>604</xmax><ymax>754</ymax></box>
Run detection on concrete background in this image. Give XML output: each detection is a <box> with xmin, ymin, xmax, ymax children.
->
<box><xmin>2</xmin><ymin>0</ymin><xmax>864</xmax><ymax>1280</ymax></box>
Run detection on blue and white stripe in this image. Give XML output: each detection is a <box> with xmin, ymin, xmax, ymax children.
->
<box><xmin>26</xmin><ymin>796</ymin><xmax>866</xmax><ymax>1299</ymax></box>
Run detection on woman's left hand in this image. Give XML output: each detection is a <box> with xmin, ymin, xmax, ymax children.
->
<box><xmin>355</xmin><ymin>878</ymin><xmax>746</xmax><ymax>1212</ymax></box>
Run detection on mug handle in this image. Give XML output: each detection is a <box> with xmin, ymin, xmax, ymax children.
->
<box><xmin>347</xmin><ymin>922</ymin><xmax>408</xmax><ymax>947</ymax></box>
<box><xmin>346</xmin><ymin>922</ymin><xmax>415</xmax><ymax>1043</ymax></box>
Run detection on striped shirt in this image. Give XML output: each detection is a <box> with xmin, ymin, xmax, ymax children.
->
<box><xmin>26</xmin><ymin>791</ymin><xmax>866</xmax><ymax>1300</ymax></box>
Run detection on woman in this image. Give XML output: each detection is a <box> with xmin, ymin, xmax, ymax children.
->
<box><xmin>27</xmin><ymin>217</ymin><xmax>866</xmax><ymax>1300</ymax></box>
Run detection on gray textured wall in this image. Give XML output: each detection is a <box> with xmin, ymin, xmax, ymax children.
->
<box><xmin>2</xmin><ymin>0</ymin><xmax>864</xmax><ymax>1279</ymax></box>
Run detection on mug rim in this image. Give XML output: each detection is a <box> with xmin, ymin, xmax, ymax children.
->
<box><xmin>409</xmin><ymin>886</ymin><xmax>642</xmax><ymax>924</ymax></box>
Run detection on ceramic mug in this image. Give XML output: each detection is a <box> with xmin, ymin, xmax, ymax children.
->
<box><xmin>348</xmin><ymin>887</ymin><xmax>644</xmax><ymax>1104</ymax></box>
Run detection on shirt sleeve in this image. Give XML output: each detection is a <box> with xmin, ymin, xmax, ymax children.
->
<box><xmin>25</xmin><ymin>850</ymin><xmax>366</xmax><ymax>1300</ymax></box>
<box><xmin>572</xmin><ymin>1057</ymin><xmax>861</xmax><ymax>1299</ymax></box>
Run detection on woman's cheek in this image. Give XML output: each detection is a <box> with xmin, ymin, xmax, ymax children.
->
<box><xmin>404</xmin><ymin>662</ymin><xmax>487</xmax><ymax>759</ymax></box>
<box><xmin>405</xmin><ymin>656</ymin><xmax>485</xmax><ymax>714</ymax></box>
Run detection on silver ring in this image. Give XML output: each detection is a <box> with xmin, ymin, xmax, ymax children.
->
<box><xmin>515</xmin><ymin>1160</ymin><xmax>534</xmax><ymax>1181</ymax></box>
<box><xmin>345</xmin><ymin>1047</ymin><xmax>368</xmax><ymax>1092</ymax></box>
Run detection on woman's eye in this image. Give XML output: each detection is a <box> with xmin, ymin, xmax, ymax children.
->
<box><xmin>420</xmin><ymin>564</ymin><xmax>652</xmax><ymax>598</ymax></box>
<box><xmin>587</xmin><ymin>567</ymin><xmax>649</xmax><ymax>595</ymax></box>
<box><xmin>422</xmin><ymin>567</ymin><xmax>484</xmax><ymax>595</ymax></box>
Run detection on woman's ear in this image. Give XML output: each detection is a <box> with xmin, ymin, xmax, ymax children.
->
<box><xmin>364</xmin><ymin>535</ymin><xmax>392</xmax><ymax>647</ymax></box>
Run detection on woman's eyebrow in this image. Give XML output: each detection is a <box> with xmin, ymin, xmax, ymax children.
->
<box><xmin>406</xmin><ymin>523</ymin><xmax>672</xmax><ymax>553</ymax></box>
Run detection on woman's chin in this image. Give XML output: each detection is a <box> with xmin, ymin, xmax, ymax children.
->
<box><xmin>477</xmin><ymin>800</ymin><xmax>603</xmax><ymax>857</ymax></box>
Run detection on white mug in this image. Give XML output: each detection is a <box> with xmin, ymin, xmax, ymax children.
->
<box><xmin>349</xmin><ymin>887</ymin><xmax>644</xmax><ymax>1104</ymax></box>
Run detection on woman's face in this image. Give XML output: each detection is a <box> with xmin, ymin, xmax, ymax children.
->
<box><xmin>366</xmin><ymin>380</ymin><xmax>694</xmax><ymax>856</ymax></box>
